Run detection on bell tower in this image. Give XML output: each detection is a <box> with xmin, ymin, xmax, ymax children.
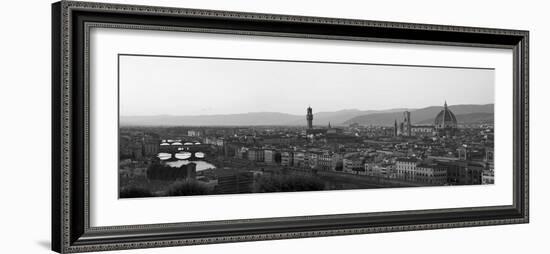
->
<box><xmin>403</xmin><ymin>111</ymin><xmax>412</xmax><ymax>136</ymax></box>
<box><xmin>394</xmin><ymin>119</ymin><xmax>398</xmax><ymax>137</ymax></box>
<box><xmin>306</xmin><ymin>106</ymin><xmax>313</xmax><ymax>129</ymax></box>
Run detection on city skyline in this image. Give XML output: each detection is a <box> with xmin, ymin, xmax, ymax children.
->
<box><xmin>120</xmin><ymin>103</ymin><xmax>494</xmax><ymax>127</ymax></box>
<box><xmin>119</xmin><ymin>99</ymin><xmax>495</xmax><ymax>198</ymax></box>
<box><xmin>119</xmin><ymin>55</ymin><xmax>494</xmax><ymax>116</ymax></box>
<box><xmin>119</xmin><ymin>55</ymin><xmax>495</xmax><ymax>199</ymax></box>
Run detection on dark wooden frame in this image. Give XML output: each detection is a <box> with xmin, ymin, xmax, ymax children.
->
<box><xmin>52</xmin><ymin>1</ymin><xmax>529</xmax><ymax>253</ymax></box>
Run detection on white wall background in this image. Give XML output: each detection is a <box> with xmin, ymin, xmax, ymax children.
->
<box><xmin>0</xmin><ymin>0</ymin><xmax>546</xmax><ymax>253</ymax></box>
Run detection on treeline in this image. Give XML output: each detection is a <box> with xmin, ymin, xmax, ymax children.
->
<box><xmin>120</xmin><ymin>179</ymin><xmax>211</xmax><ymax>198</ymax></box>
<box><xmin>121</xmin><ymin>167</ymin><xmax>327</xmax><ymax>198</ymax></box>
<box><xmin>146</xmin><ymin>162</ymin><xmax>196</xmax><ymax>181</ymax></box>
<box><xmin>255</xmin><ymin>174</ymin><xmax>325</xmax><ymax>193</ymax></box>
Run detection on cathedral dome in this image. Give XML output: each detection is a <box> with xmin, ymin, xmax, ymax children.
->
<box><xmin>434</xmin><ymin>101</ymin><xmax>457</xmax><ymax>129</ymax></box>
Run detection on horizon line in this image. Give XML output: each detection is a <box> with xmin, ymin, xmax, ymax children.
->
<box><xmin>120</xmin><ymin>103</ymin><xmax>494</xmax><ymax>118</ymax></box>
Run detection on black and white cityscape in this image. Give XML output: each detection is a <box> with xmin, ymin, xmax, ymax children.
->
<box><xmin>118</xmin><ymin>55</ymin><xmax>495</xmax><ymax>198</ymax></box>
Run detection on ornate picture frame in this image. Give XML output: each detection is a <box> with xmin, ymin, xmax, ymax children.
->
<box><xmin>52</xmin><ymin>1</ymin><xmax>529</xmax><ymax>253</ymax></box>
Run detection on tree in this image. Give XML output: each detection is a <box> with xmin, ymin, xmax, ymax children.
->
<box><xmin>255</xmin><ymin>174</ymin><xmax>325</xmax><ymax>193</ymax></box>
<box><xmin>274</xmin><ymin>152</ymin><xmax>282</xmax><ymax>164</ymax></box>
<box><xmin>119</xmin><ymin>186</ymin><xmax>154</xmax><ymax>198</ymax></box>
<box><xmin>334</xmin><ymin>161</ymin><xmax>344</xmax><ymax>171</ymax></box>
<box><xmin>147</xmin><ymin>162</ymin><xmax>196</xmax><ymax>181</ymax></box>
<box><xmin>167</xmin><ymin>180</ymin><xmax>210</xmax><ymax>196</ymax></box>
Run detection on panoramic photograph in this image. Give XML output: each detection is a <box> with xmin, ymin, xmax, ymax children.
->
<box><xmin>118</xmin><ymin>54</ymin><xmax>495</xmax><ymax>198</ymax></box>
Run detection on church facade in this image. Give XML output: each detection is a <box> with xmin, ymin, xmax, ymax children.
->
<box><xmin>397</xmin><ymin>101</ymin><xmax>458</xmax><ymax>137</ymax></box>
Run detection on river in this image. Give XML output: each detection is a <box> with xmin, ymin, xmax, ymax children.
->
<box><xmin>165</xmin><ymin>160</ymin><xmax>216</xmax><ymax>171</ymax></box>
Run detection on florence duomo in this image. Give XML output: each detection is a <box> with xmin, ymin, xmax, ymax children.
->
<box><xmin>395</xmin><ymin>101</ymin><xmax>458</xmax><ymax>138</ymax></box>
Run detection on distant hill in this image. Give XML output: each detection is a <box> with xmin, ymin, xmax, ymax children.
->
<box><xmin>344</xmin><ymin>104</ymin><xmax>494</xmax><ymax>126</ymax></box>
<box><xmin>283</xmin><ymin>108</ymin><xmax>408</xmax><ymax>126</ymax></box>
<box><xmin>120</xmin><ymin>104</ymin><xmax>493</xmax><ymax>127</ymax></box>
<box><xmin>120</xmin><ymin>108</ymin><xmax>405</xmax><ymax>127</ymax></box>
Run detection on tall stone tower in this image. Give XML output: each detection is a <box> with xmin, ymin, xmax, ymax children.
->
<box><xmin>306</xmin><ymin>106</ymin><xmax>313</xmax><ymax>129</ymax></box>
<box><xmin>394</xmin><ymin>119</ymin><xmax>398</xmax><ymax>137</ymax></box>
<box><xmin>403</xmin><ymin>111</ymin><xmax>412</xmax><ymax>136</ymax></box>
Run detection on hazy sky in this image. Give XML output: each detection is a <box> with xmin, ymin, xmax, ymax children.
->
<box><xmin>119</xmin><ymin>55</ymin><xmax>494</xmax><ymax>116</ymax></box>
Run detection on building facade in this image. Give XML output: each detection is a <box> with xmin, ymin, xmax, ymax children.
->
<box><xmin>281</xmin><ymin>151</ymin><xmax>294</xmax><ymax>167</ymax></box>
<box><xmin>343</xmin><ymin>156</ymin><xmax>364</xmax><ymax>174</ymax></box>
<box><xmin>396</xmin><ymin>101</ymin><xmax>457</xmax><ymax>138</ymax></box>
<box><xmin>264</xmin><ymin>149</ymin><xmax>276</xmax><ymax>164</ymax></box>
<box><xmin>396</xmin><ymin>158</ymin><xmax>447</xmax><ymax>185</ymax></box>
<box><xmin>247</xmin><ymin>148</ymin><xmax>265</xmax><ymax>162</ymax></box>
